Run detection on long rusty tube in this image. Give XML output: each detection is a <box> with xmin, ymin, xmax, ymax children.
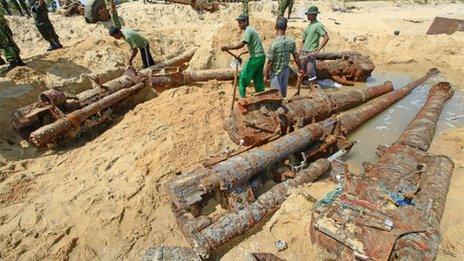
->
<box><xmin>396</xmin><ymin>82</ymin><xmax>454</xmax><ymax>151</ymax></box>
<box><xmin>150</xmin><ymin>69</ymin><xmax>236</xmax><ymax>90</ymax></box>
<box><xmin>77</xmin><ymin>48</ymin><xmax>197</xmax><ymax>100</ymax></box>
<box><xmin>227</xmin><ymin>83</ymin><xmax>394</xmax><ymax>146</ymax></box>
<box><xmin>29</xmin><ymin>83</ymin><xmax>144</xmax><ymax>146</ymax></box>
<box><xmin>284</xmin><ymin>82</ymin><xmax>393</xmax><ymax>125</ymax></box>
<box><xmin>338</xmin><ymin>68</ymin><xmax>439</xmax><ymax>134</ymax></box>
<box><xmin>192</xmin><ymin>159</ymin><xmax>332</xmax><ymax>258</ymax></box>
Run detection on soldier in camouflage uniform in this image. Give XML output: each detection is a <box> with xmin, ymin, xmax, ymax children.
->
<box><xmin>105</xmin><ymin>0</ymin><xmax>120</xmax><ymax>28</ymax></box>
<box><xmin>16</xmin><ymin>0</ymin><xmax>31</xmax><ymax>16</ymax></box>
<box><xmin>0</xmin><ymin>14</ymin><xmax>25</xmax><ymax>70</ymax></box>
<box><xmin>28</xmin><ymin>0</ymin><xmax>62</xmax><ymax>51</ymax></box>
<box><xmin>277</xmin><ymin>0</ymin><xmax>292</xmax><ymax>19</ymax></box>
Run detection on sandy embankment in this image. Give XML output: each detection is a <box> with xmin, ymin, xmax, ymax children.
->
<box><xmin>0</xmin><ymin>1</ymin><xmax>463</xmax><ymax>260</ymax></box>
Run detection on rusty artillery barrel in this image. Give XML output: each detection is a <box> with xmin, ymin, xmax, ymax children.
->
<box><xmin>29</xmin><ymin>83</ymin><xmax>144</xmax><ymax>146</ymax></box>
<box><xmin>311</xmin><ymin>81</ymin><xmax>454</xmax><ymax>260</ymax></box>
<box><xmin>337</xmin><ymin>68</ymin><xmax>439</xmax><ymax>134</ymax></box>
<box><xmin>150</xmin><ymin>68</ymin><xmax>236</xmax><ymax>91</ymax></box>
<box><xmin>77</xmin><ymin>48</ymin><xmax>197</xmax><ymax>101</ymax></box>
<box><xmin>191</xmin><ymin>159</ymin><xmax>332</xmax><ymax>258</ymax></box>
<box><xmin>226</xmin><ymin>82</ymin><xmax>394</xmax><ymax>146</ymax></box>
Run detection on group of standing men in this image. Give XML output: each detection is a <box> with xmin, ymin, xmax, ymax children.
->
<box><xmin>222</xmin><ymin>5</ymin><xmax>329</xmax><ymax>98</ymax></box>
<box><xmin>0</xmin><ymin>0</ymin><xmax>61</xmax><ymax>71</ymax></box>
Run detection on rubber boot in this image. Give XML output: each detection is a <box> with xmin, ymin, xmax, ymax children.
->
<box><xmin>5</xmin><ymin>57</ymin><xmax>25</xmax><ymax>71</ymax></box>
<box><xmin>53</xmin><ymin>39</ymin><xmax>63</xmax><ymax>49</ymax></box>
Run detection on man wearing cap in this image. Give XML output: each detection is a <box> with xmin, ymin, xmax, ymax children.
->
<box><xmin>300</xmin><ymin>5</ymin><xmax>329</xmax><ymax>83</ymax></box>
<box><xmin>221</xmin><ymin>14</ymin><xmax>266</xmax><ymax>98</ymax></box>
<box><xmin>108</xmin><ymin>26</ymin><xmax>155</xmax><ymax>69</ymax></box>
<box><xmin>264</xmin><ymin>18</ymin><xmax>303</xmax><ymax>97</ymax></box>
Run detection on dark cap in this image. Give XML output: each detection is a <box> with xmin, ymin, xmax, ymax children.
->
<box><xmin>108</xmin><ymin>26</ymin><xmax>121</xmax><ymax>36</ymax></box>
<box><xmin>236</xmin><ymin>14</ymin><xmax>249</xmax><ymax>21</ymax></box>
<box><xmin>276</xmin><ymin>18</ymin><xmax>287</xmax><ymax>30</ymax></box>
<box><xmin>305</xmin><ymin>6</ymin><xmax>320</xmax><ymax>15</ymax></box>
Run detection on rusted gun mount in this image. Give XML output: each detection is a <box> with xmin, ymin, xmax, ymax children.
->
<box><xmin>311</xmin><ymin>82</ymin><xmax>454</xmax><ymax>260</ymax></box>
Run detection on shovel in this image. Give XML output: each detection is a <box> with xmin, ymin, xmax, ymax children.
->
<box><xmin>226</xmin><ymin>50</ymin><xmax>248</xmax><ymax>111</ymax></box>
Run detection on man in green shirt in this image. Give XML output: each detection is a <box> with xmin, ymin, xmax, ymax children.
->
<box><xmin>221</xmin><ymin>14</ymin><xmax>265</xmax><ymax>98</ymax></box>
<box><xmin>300</xmin><ymin>6</ymin><xmax>329</xmax><ymax>83</ymax></box>
<box><xmin>264</xmin><ymin>18</ymin><xmax>303</xmax><ymax>97</ymax></box>
<box><xmin>109</xmin><ymin>26</ymin><xmax>155</xmax><ymax>69</ymax></box>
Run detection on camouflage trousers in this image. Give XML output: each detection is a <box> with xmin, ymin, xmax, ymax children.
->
<box><xmin>105</xmin><ymin>0</ymin><xmax>121</xmax><ymax>28</ymax></box>
<box><xmin>0</xmin><ymin>17</ymin><xmax>20</xmax><ymax>62</ymax></box>
<box><xmin>242</xmin><ymin>0</ymin><xmax>248</xmax><ymax>15</ymax></box>
<box><xmin>277</xmin><ymin>0</ymin><xmax>293</xmax><ymax>18</ymax></box>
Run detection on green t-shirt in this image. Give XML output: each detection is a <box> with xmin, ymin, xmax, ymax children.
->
<box><xmin>121</xmin><ymin>28</ymin><xmax>148</xmax><ymax>49</ymax></box>
<box><xmin>267</xmin><ymin>35</ymin><xmax>296</xmax><ymax>74</ymax></box>
<box><xmin>242</xmin><ymin>26</ymin><xmax>265</xmax><ymax>58</ymax></box>
<box><xmin>301</xmin><ymin>21</ymin><xmax>327</xmax><ymax>52</ymax></box>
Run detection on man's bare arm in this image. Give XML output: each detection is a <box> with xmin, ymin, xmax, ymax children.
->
<box><xmin>221</xmin><ymin>42</ymin><xmax>246</xmax><ymax>51</ymax></box>
<box><xmin>127</xmin><ymin>48</ymin><xmax>138</xmax><ymax>67</ymax></box>
<box><xmin>264</xmin><ymin>60</ymin><xmax>273</xmax><ymax>80</ymax></box>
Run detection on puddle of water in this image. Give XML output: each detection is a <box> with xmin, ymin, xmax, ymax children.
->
<box><xmin>341</xmin><ymin>71</ymin><xmax>464</xmax><ymax>172</ymax></box>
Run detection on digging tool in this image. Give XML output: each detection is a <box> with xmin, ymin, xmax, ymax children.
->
<box><xmin>293</xmin><ymin>73</ymin><xmax>303</xmax><ymax>96</ymax></box>
<box><xmin>225</xmin><ymin>50</ymin><xmax>248</xmax><ymax>111</ymax></box>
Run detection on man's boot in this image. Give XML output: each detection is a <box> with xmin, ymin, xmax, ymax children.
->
<box><xmin>46</xmin><ymin>42</ymin><xmax>55</xmax><ymax>52</ymax></box>
<box><xmin>5</xmin><ymin>58</ymin><xmax>25</xmax><ymax>71</ymax></box>
<box><xmin>53</xmin><ymin>39</ymin><xmax>63</xmax><ymax>49</ymax></box>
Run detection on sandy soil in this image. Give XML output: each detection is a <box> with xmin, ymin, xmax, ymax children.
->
<box><xmin>0</xmin><ymin>1</ymin><xmax>463</xmax><ymax>260</ymax></box>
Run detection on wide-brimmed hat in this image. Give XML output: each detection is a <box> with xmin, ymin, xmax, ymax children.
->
<box><xmin>305</xmin><ymin>6</ymin><xmax>320</xmax><ymax>15</ymax></box>
<box><xmin>236</xmin><ymin>14</ymin><xmax>249</xmax><ymax>21</ymax></box>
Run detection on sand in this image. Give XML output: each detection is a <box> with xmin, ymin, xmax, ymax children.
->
<box><xmin>0</xmin><ymin>1</ymin><xmax>464</xmax><ymax>260</ymax></box>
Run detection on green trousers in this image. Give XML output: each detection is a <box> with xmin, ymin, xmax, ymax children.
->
<box><xmin>0</xmin><ymin>15</ymin><xmax>20</xmax><ymax>62</ymax></box>
<box><xmin>239</xmin><ymin>55</ymin><xmax>265</xmax><ymax>98</ymax></box>
<box><xmin>277</xmin><ymin>0</ymin><xmax>293</xmax><ymax>18</ymax></box>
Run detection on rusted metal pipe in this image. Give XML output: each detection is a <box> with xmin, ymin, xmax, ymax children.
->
<box><xmin>226</xmin><ymin>82</ymin><xmax>394</xmax><ymax>146</ymax></box>
<box><xmin>311</xmin><ymin>81</ymin><xmax>454</xmax><ymax>260</ymax></box>
<box><xmin>337</xmin><ymin>68</ymin><xmax>439</xmax><ymax>135</ymax></box>
<box><xmin>77</xmin><ymin>48</ymin><xmax>197</xmax><ymax>101</ymax></box>
<box><xmin>150</xmin><ymin>69</ymin><xmax>236</xmax><ymax>91</ymax></box>
<box><xmin>315</xmin><ymin>54</ymin><xmax>375</xmax><ymax>82</ymax></box>
<box><xmin>315</xmin><ymin>51</ymin><xmax>361</xmax><ymax>60</ymax></box>
<box><xmin>284</xmin><ymin>82</ymin><xmax>394</xmax><ymax>126</ymax></box>
<box><xmin>396</xmin><ymin>82</ymin><xmax>453</xmax><ymax>151</ymax></box>
<box><xmin>29</xmin><ymin>83</ymin><xmax>144</xmax><ymax>146</ymax></box>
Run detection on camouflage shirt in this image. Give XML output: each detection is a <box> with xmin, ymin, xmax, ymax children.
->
<box><xmin>267</xmin><ymin>35</ymin><xmax>296</xmax><ymax>74</ymax></box>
